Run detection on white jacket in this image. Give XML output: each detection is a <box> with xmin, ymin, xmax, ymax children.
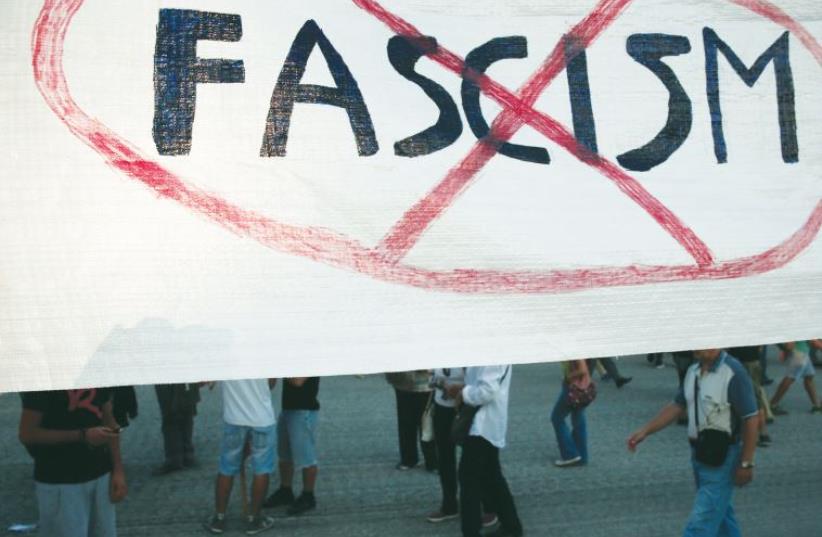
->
<box><xmin>461</xmin><ymin>365</ymin><xmax>512</xmax><ymax>449</ymax></box>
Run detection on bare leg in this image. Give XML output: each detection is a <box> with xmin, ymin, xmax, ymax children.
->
<box><xmin>250</xmin><ymin>474</ymin><xmax>270</xmax><ymax>517</ymax></box>
<box><xmin>279</xmin><ymin>461</ymin><xmax>294</xmax><ymax>489</ymax></box>
<box><xmin>802</xmin><ymin>377</ymin><xmax>820</xmax><ymax>408</ymax></box>
<box><xmin>302</xmin><ymin>466</ymin><xmax>318</xmax><ymax>493</ymax></box>
<box><xmin>215</xmin><ymin>474</ymin><xmax>234</xmax><ymax>514</ymax></box>
<box><xmin>770</xmin><ymin>377</ymin><xmax>794</xmax><ymax>407</ymax></box>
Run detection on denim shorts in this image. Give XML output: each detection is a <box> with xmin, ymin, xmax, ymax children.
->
<box><xmin>785</xmin><ymin>355</ymin><xmax>815</xmax><ymax>380</ymax></box>
<box><xmin>219</xmin><ymin>422</ymin><xmax>276</xmax><ymax>476</ymax></box>
<box><xmin>277</xmin><ymin>410</ymin><xmax>319</xmax><ymax>470</ymax></box>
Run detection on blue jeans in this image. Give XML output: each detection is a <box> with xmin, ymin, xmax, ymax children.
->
<box><xmin>684</xmin><ymin>443</ymin><xmax>742</xmax><ymax>537</ymax></box>
<box><xmin>36</xmin><ymin>473</ymin><xmax>116</xmax><ymax>537</ymax></box>
<box><xmin>550</xmin><ymin>383</ymin><xmax>587</xmax><ymax>463</ymax></box>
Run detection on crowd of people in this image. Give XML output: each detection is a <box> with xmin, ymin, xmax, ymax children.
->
<box><xmin>15</xmin><ymin>340</ymin><xmax>822</xmax><ymax>537</ymax></box>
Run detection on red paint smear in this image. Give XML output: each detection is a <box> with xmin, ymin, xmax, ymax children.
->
<box><xmin>30</xmin><ymin>0</ymin><xmax>822</xmax><ymax>294</ymax></box>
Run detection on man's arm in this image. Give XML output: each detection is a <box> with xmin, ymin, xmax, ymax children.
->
<box><xmin>102</xmin><ymin>400</ymin><xmax>127</xmax><ymax>503</ymax></box>
<box><xmin>19</xmin><ymin>409</ymin><xmax>115</xmax><ymax>447</ymax></box>
<box><xmin>462</xmin><ymin>366</ymin><xmax>508</xmax><ymax>407</ymax></box>
<box><xmin>627</xmin><ymin>403</ymin><xmax>686</xmax><ymax>452</ymax></box>
<box><xmin>734</xmin><ymin>415</ymin><xmax>757</xmax><ymax>486</ymax></box>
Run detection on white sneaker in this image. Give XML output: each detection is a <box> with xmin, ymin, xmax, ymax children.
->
<box><xmin>554</xmin><ymin>456</ymin><xmax>582</xmax><ymax>467</ymax></box>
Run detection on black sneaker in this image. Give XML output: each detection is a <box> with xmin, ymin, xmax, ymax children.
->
<box><xmin>244</xmin><ymin>514</ymin><xmax>275</xmax><ymax>535</ymax></box>
<box><xmin>287</xmin><ymin>493</ymin><xmax>316</xmax><ymax>516</ymax></box>
<box><xmin>263</xmin><ymin>487</ymin><xmax>294</xmax><ymax>509</ymax></box>
<box><xmin>203</xmin><ymin>513</ymin><xmax>227</xmax><ymax>534</ymax></box>
<box><xmin>615</xmin><ymin>377</ymin><xmax>633</xmax><ymax>389</ymax></box>
<box><xmin>152</xmin><ymin>462</ymin><xmax>184</xmax><ymax>477</ymax></box>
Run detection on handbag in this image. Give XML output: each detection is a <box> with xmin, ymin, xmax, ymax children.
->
<box><xmin>420</xmin><ymin>392</ymin><xmax>435</xmax><ymax>442</ymax></box>
<box><xmin>566</xmin><ymin>381</ymin><xmax>597</xmax><ymax>409</ymax></box>
<box><xmin>450</xmin><ymin>367</ymin><xmax>510</xmax><ymax>445</ymax></box>
<box><xmin>450</xmin><ymin>404</ymin><xmax>480</xmax><ymax>445</ymax></box>
<box><xmin>692</xmin><ymin>376</ymin><xmax>731</xmax><ymax>467</ymax></box>
<box><xmin>565</xmin><ymin>361</ymin><xmax>597</xmax><ymax>409</ymax></box>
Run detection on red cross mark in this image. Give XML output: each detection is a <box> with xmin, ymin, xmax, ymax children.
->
<box><xmin>358</xmin><ymin>0</ymin><xmax>715</xmax><ymax>267</ymax></box>
<box><xmin>67</xmin><ymin>389</ymin><xmax>102</xmax><ymax>419</ymax></box>
<box><xmin>31</xmin><ymin>0</ymin><xmax>822</xmax><ymax>294</ymax></box>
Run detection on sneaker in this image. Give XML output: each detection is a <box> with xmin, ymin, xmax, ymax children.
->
<box><xmin>244</xmin><ymin>515</ymin><xmax>275</xmax><ymax>535</ymax></box>
<box><xmin>427</xmin><ymin>510</ymin><xmax>459</xmax><ymax>523</ymax></box>
<box><xmin>757</xmin><ymin>435</ymin><xmax>771</xmax><ymax>447</ymax></box>
<box><xmin>771</xmin><ymin>405</ymin><xmax>788</xmax><ymax>416</ymax></box>
<box><xmin>482</xmin><ymin>513</ymin><xmax>499</xmax><ymax>528</ymax></box>
<box><xmin>763</xmin><ymin>377</ymin><xmax>774</xmax><ymax>386</ymax></box>
<box><xmin>810</xmin><ymin>406</ymin><xmax>822</xmax><ymax>414</ymax></box>
<box><xmin>554</xmin><ymin>456</ymin><xmax>582</xmax><ymax>467</ymax></box>
<box><xmin>396</xmin><ymin>462</ymin><xmax>420</xmax><ymax>471</ymax></box>
<box><xmin>287</xmin><ymin>493</ymin><xmax>316</xmax><ymax>516</ymax></box>
<box><xmin>263</xmin><ymin>487</ymin><xmax>294</xmax><ymax>509</ymax></box>
<box><xmin>655</xmin><ymin>362</ymin><xmax>665</xmax><ymax>369</ymax></box>
<box><xmin>152</xmin><ymin>462</ymin><xmax>184</xmax><ymax>476</ymax></box>
<box><xmin>203</xmin><ymin>513</ymin><xmax>227</xmax><ymax>534</ymax></box>
<box><xmin>615</xmin><ymin>377</ymin><xmax>633</xmax><ymax>389</ymax></box>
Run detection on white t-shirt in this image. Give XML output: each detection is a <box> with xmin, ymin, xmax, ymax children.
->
<box><xmin>221</xmin><ymin>379</ymin><xmax>276</xmax><ymax>427</ymax></box>
<box><xmin>432</xmin><ymin>367</ymin><xmax>465</xmax><ymax>408</ymax></box>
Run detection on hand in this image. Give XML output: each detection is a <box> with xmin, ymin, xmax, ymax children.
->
<box><xmin>84</xmin><ymin>426</ymin><xmax>117</xmax><ymax>447</ymax></box>
<box><xmin>109</xmin><ymin>468</ymin><xmax>128</xmax><ymax>503</ymax></box>
<box><xmin>445</xmin><ymin>383</ymin><xmax>464</xmax><ymax>400</ymax></box>
<box><xmin>734</xmin><ymin>467</ymin><xmax>753</xmax><ymax>487</ymax></box>
<box><xmin>627</xmin><ymin>429</ymin><xmax>647</xmax><ymax>452</ymax></box>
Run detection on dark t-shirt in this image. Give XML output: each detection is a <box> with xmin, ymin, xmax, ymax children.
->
<box><xmin>20</xmin><ymin>389</ymin><xmax>113</xmax><ymax>484</ymax></box>
<box><xmin>282</xmin><ymin>378</ymin><xmax>320</xmax><ymax>411</ymax></box>
<box><xmin>727</xmin><ymin>346</ymin><xmax>760</xmax><ymax>363</ymax></box>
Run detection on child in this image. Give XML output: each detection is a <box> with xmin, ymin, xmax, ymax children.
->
<box><xmin>769</xmin><ymin>342</ymin><xmax>822</xmax><ymax>415</ymax></box>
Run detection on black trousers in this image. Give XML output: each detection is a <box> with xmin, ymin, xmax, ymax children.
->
<box><xmin>395</xmin><ymin>389</ymin><xmax>437</xmax><ymax>468</ymax></box>
<box><xmin>155</xmin><ymin>384</ymin><xmax>196</xmax><ymax>466</ymax></box>
<box><xmin>433</xmin><ymin>403</ymin><xmax>458</xmax><ymax>512</ymax></box>
<box><xmin>459</xmin><ymin>436</ymin><xmax>522</xmax><ymax>537</ymax></box>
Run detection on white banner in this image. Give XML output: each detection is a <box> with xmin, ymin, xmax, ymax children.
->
<box><xmin>1</xmin><ymin>0</ymin><xmax>820</xmax><ymax>392</ymax></box>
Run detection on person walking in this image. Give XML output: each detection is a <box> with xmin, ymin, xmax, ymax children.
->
<box><xmin>588</xmin><ymin>357</ymin><xmax>632</xmax><ymax>388</ymax></box>
<box><xmin>446</xmin><ymin>365</ymin><xmax>523</xmax><ymax>537</ymax></box>
<box><xmin>552</xmin><ymin>360</ymin><xmax>593</xmax><ymax>467</ymax></box>
<box><xmin>727</xmin><ymin>346</ymin><xmax>772</xmax><ymax>446</ymax></box>
<box><xmin>628</xmin><ymin>349</ymin><xmax>758</xmax><ymax>537</ymax></box>
<box><xmin>769</xmin><ymin>341</ymin><xmax>822</xmax><ymax>415</ymax></box>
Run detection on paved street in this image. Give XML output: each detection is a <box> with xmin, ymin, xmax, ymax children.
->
<box><xmin>2</xmin><ymin>354</ymin><xmax>821</xmax><ymax>537</ymax></box>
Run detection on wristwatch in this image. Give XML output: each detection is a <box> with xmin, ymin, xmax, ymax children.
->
<box><xmin>740</xmin><ymin>460</ymin><xmax>755</xmax><ymax>469</ymax></box>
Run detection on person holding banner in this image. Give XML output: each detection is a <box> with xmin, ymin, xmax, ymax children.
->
<box><xmin>446</xmin><ymin>365</ymin><xmax>522</xmax><ymax>537</ymax></box>
<box><xmin>628</xmin><ymin>349</ymin><xmax>758</xmax><ymax>537</ymax></box>
<box><xmin>205</xmin><ymin>379</ymin><xmax>277</xmax><ymax>535</ymax></box>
